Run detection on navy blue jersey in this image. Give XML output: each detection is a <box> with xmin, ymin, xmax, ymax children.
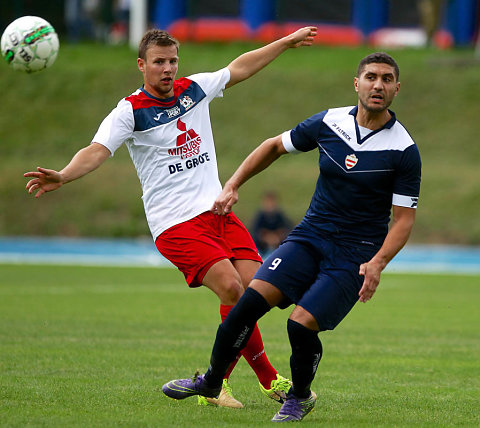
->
<box><xmin>282</xmin><ymin>106</ymin><xmax>421</xmax><ymax>245</ymax></box>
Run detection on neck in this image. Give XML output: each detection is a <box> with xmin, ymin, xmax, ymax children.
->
<box><xmin>356</xmin><ymin>104</ymin><xmax>391</xmax><ymax>130</ymax></box>
<box><xmin>143</xmin><ymin>83</ymin><xmax>174</xmax><ymax>100</ymax></box>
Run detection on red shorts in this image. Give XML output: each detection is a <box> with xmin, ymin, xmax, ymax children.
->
<box><xmin>155</xmin><ymin>211</ymin><xmax>262</xmax><ymax>287</ymax></box>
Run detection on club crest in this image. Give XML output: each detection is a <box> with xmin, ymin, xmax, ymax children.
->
<box><xmin>345</xmin><ymin>154</ymin><xmax>358</xmax><ymax>169</ymax></box>
<box><xmin>179</xmin><ymin>95</ymin><xmax>194</xmax><ymax>110</ymax></box>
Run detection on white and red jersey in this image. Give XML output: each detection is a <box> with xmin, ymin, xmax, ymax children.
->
<box><xmin>92</xmin><ymin>68</ymin><xmax>230</xmax><ymax>240</ymax></box>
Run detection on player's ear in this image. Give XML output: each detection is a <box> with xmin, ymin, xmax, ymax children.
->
<box><xmin>137</xmin><ymin>57</ymin><xmax>145</xmax><ymax>73</ymax></box>
<box><xmin>354</xmin><ymin>76</ymin><xmax>359</xmax><ymax>93</ymax></box>
<box><xmin>394</xmin><ymin>81</ymin><xmax>401</xmax><ymax>96</ymax></box>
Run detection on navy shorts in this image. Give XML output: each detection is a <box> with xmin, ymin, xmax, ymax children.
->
<box><xmin>254</xmin><ymin>234</ymin><xmax>378</xmax><ymax>331</ymax></box>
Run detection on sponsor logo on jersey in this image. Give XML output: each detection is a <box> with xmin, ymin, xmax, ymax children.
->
<box><xmin>168</xmin><ymin>119</ymin><xmax>202</xmax><ymax>159</ymax></box>
<box><xmin>331</xmin><ymin>122</ymin><xmax>352</xmax><ymax>141</ymax></box>
<box><xmin>345</xmin><ymin>154</ymin><xmax>358</xmax><ymax>169</ymax></box>
<box><xmin>166</xmin><ymin>106</ymin><xmax>181</xmax><ymax>118</ymax></box>
<box><xmin>179</xmin><ymin>95</ymin><xmax>195</xmax><ymax>110</ymax></box>
<box><xmin>153</xmin><ymin>106</ymin><xmax>180</xmax><ymax>121</ymax></box>
<box><xmin>410</xmin><ymin>197</ymin><xmax>418</xmax><ymax>208</ymax></box>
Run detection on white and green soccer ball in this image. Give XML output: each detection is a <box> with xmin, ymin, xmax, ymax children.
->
<box><xmin>1</xmin><ymin>16</ymin><xmax>59</xmax><ymax>73</ymax></box>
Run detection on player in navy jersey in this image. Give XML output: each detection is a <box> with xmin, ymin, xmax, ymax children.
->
<box><xmin>24</xmin><ymin>27</ymin><xmax>318</xmax><ymax>408</ymax></box>
<box><xmin>162</xmin><ymin>52</ymin><xmax>421</xmax><ymax>422</ymax></box>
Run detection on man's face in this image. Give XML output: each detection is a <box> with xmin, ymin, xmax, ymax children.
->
<box><xmin>137</xmin><ymin>44</ymin><xmax>179</xmax><ymax>98</ymax></box>
<box><xmin>354</xmin><ymin>63</ymin><xmax>400</xmax><ymax>113</ymax></box>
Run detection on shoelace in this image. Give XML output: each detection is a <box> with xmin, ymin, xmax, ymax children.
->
<box><xmin>192</xmin><ymin>370</ymin><xmax>201</xmax><ymax>382</ymax></box>
<box><xmin>274</xmin><ymin>377</ymin><xmax>291</xmax><ymax>392</ymax></box>
<box><xmin>222</xmin><ymin>380</ymin><xmax>234</xmax><ymax>396</ymax></box>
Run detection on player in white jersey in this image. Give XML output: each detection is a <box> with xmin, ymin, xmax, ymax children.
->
<box><xmin>24</xmin><ymin>26</ymin><xmax>318</xmax><ymax>408</ymax></box>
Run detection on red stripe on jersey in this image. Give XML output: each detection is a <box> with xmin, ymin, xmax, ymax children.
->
<box><xmin>173</xmin><ymin>77</ymin><xmax>193</xmax><ymax>98</ymax></box>
<box><xmin>126</xmin><ymin>77</ymin><xmax>193</xmax><ymax>110</ymax></box>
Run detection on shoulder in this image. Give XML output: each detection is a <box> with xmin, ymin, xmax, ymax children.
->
<box><xmin>387</xmin><ymin>119</ymin><xmax>417</xmax><ymax>152</ymax></box>
<box><xmin>186</xmin><ymin>68</ymin><xmax>230</xmax><ymax>88</ymax></box>
<box><xmin>124</xmin><ymin>88</ymin><xmax>153</xmax><ymax>111</ymax></box>
<box><xmin>324</xmin><ymin>106</ymin><xmax>355</xmax><ymax>122</ymax></box>
<box><xmin>294</xmin><ymin>109</ymin><xmax>329</xmax><ymax>133</ymax></box>
<box><xmin>292</xmin><ymin>107</ymin><xmax>337</xmax><ymax>139</ymax></box>
<box><xmin>98</xmin><ymin>94</ymin><xmax>134</xmax><ymax>121</ymax></box>
<box><xmin>299</xmin><ymin>106</ymin><xmax>354</xmax><ymax>131</ymax></box>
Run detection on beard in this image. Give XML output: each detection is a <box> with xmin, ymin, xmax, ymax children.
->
<box><xmin>359</xmin><ymin>95</ymin><xmax>393</xmax><ymax>113</ymax></box>
<box><xmin>153</xmin><ymin>82</ymin><xmax>174</xmax><ymax>97</ymax></box>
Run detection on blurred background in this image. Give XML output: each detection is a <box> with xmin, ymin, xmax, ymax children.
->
<box><xmin>1</xmin><ymin>0</ymin><xmax>480</xmax><ymax>267</ymax></box>
<box><xmin>1</xmin><ymin>0</ymin><xmax>478</xmax><ymax>48</ymax></box>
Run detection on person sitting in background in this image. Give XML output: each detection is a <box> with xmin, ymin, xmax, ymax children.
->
<box><xmin>251</xmin><ymin>191</ymin><xmax>292</xmax><ymax>257</ymax></box>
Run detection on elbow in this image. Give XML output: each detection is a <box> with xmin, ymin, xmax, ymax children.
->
<box><xmin>265</xmin><ymin>136</ymin><xmax>287</xmax><ymax>157</ymax></box>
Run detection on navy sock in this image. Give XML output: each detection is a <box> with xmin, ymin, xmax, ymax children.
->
<box><xmin>205</xmin><ymin>288</ymin><xmax>271</xmax><ymax>387</ymax></box>
<box><xmin>287</xmin><ymin>319</ymin><xmax>323</xmax><ymax>398</ymax></box>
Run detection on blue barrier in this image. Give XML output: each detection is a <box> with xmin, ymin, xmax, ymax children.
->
<box><xmin>1</xmin><ymin>237</ymin><xmax>479</xmax><ymax>273</ymax></box>
<box><xmin>241</xmin><ymin>0</ymin><xmax>275</xmax><ymax>31</ymax></box>
<box><xmin>352</xmin><ymin>0</ymin><xmax>389</xmax><ymax>36</ymax></box>
<box><xmin>446</xmin><ymin>0</ymin><xmax>479</xmax><ymax>45</ymax></box>
<box><xmin>152</xmin><ymin>0</ymin><xmax>187</xmax><ymax>32</ymax></box>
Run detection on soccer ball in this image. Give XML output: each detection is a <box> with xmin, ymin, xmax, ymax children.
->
<box><xmin>1</xmin><ymin>16</ymin><xmax>59</xmax><ymax>73</ymax></box>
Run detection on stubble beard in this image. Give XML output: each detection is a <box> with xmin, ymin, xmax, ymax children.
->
<box><xmin>359</xmin><ymin>96</ymin><xmax>392</xmax><ymax>114</ymax></box>
<box><xmin>153</xmin><ymin>81</ymin><xmax>174</xmax><ymax>98</ymax></box>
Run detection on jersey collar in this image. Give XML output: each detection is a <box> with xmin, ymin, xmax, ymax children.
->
<box><xmin>140</xmin><ymin>85</ymin><xmax>176</xmax><ymax>104</ymax></box>
<box><xmin>348</xmin><ymin>106</ymin><xmax>397</xmax><ymax>144</ymax></box>
<box><xmin>348</xmin><ymin>105</ymin><xmax>397</xmax><ymax>129</ymax></box>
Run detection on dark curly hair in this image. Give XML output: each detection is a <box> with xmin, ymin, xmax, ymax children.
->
<box><xmin>357</xmin><ymin>52</ymin><xmax>399</xmax><ymax>80</ymax></box>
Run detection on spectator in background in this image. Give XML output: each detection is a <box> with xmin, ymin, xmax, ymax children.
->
<box><xmin>418</xmin><ymin>0</ymin><xmax>443</xmax><ymax>46</ymax></box>
<box><xmin>64</xmin><ymin>0</ymin><xmax>96</xmax><ymax>42</ymax></box>
<box><xmin>251</xmin><ymin>191</ymin><xmax>292</xmax><ymax>257</ymax></box>
<box><xmin>110</xmin><ymin>0</ymin><xmax>130</xmax><ymax>44</ymax></box>
<box><xmin>96</xmin><ymin>0</ymin><xmax>115</xmax><ymax>42</ymax></box>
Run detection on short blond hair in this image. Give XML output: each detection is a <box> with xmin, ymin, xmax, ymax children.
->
<box><xmin>138</xmin><ymin>29</ymin><xmax>179</xmax><ymax>60</ymax></box>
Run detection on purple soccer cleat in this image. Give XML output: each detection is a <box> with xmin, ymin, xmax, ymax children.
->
<box><xmin>271</xmin><ymin>390</ymin><xmax>316</xmax><ymax>422</ymax></box>
<box><xmin>162</xmin><ymin>373</ymin><xmax>221</xmax><ymax>400</ymax></box>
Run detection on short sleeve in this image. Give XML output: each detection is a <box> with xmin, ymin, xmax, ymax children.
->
<box><xmin>392</xmin><ymin>144</ymin><xmax>422</xmax><ymax>208</ymax></box>
<box><xmin>187</xmin><ymin>68</ymin><xmax>231</xmax><ymax>102</ymax></box>
<box><xmin>91</xmin><ymin>98</ymin><xmax>134</xmax><ymax>156</ymax></box>
<box><xmin>289</xmin><ymin>111</ymin><xmax>328</xmax><ymax>152</ymax></box>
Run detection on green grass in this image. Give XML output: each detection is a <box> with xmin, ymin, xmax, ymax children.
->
<box><xmin>1</xmin><ymin>264</ymin><xmax>479</xmax><ymax>427</ymax></box>
<box><xmin>1</xmin><ymin>43</ymin><xmax>480</xmax><ymax>243</ymax></box>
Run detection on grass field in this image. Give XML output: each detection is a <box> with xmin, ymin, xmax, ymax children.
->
<box><xmin>1</xmin><ymin>264</ymin><xmax>478</xmax><ymax>427</ymax></box>
<box><xmin>2</xmin><ymin>43</ymin><xmax>480</xmax><ymax>243</ymax></box>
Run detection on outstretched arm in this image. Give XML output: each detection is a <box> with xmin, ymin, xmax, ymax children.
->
<box><xmin>358</xmin><ymin>205</ymin><xmax>416</xmax><ymax>302</ymax></box>
<box><xmin>24</xmin><ymin>142</ymin><xmax>111</xmax><ymax>198</ymax></box>
<box><xmin>225</xmin><ymin>26</ymin><xmax>317</xmax><ymax>88</ymax></box>
<box><xmin>212</xmin><ymin>134</ymin><xmax>287</xmax><ymax>215</ymax></box>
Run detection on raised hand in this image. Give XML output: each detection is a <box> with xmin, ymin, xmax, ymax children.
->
<box><xmin>286</xmin><ymin>26</ymin><xmax>318</xmax><ymax>48</ymax></box>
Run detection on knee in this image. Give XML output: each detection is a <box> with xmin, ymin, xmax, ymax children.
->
<box><xmin>217</xmin><ymin>277</ymin><xmax>244</xmax><ymax>305</ymax></box>
<box><xmin>224</xmin><ymin>287</ymin><xmax>271</xmax><ymax>328</ymax></box>
<box><xmin>289</xmin><ymin>306</ymin><xmax>320</xmax><ymax>332</ymax></box>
